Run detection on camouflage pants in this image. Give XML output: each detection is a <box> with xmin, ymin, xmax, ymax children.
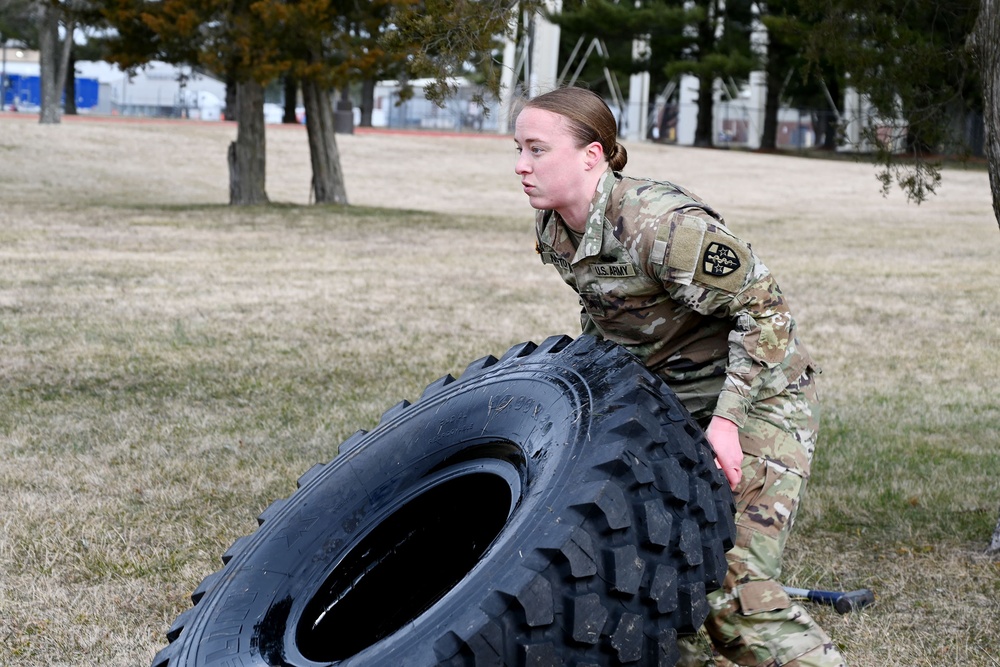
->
<box><xmin>677</xmin><ymin>369</ymin><xmax>847</xmax><ymax>667</ymax></box>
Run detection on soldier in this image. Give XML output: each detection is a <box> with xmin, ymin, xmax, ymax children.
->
<box><xmin>514</xmin><ymin>86</ymin><xmax>847</xmax><ymax>667</ymax></box>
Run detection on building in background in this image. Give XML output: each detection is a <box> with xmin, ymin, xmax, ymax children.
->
<box><xmin>75</xmin><ymin>60</ymin><xmax>226</xmax><ymax>119</ymax></box>
<box><xmin>1</xmin><ymin>49</ymin><xmax>226</xmax><ymax>119</ymax></box>
<box><xmin>369</xmin><ymin>78</ymin><xmax>498</xmax><ymax>132</ymax></box>
<box><xmin>0</xmin><ymin>46</ymin><xmax>97</xmax><ymax>112</ymax></box>
<box><xmin>2</xmin><ymin>43</ymin><xmax>894</xmax><ymax>153</ymax></box>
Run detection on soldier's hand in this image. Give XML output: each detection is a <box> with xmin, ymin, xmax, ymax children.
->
<box><xmin>706</xmin><ymin>416</ymin><xmax>743</xmax><ymax>490</ymax></box>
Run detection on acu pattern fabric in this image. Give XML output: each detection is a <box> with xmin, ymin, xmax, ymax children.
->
<box><xmin>534</xmin><ymin>170</ymin><xmax>847</xmax><ymax>666</ymax></box>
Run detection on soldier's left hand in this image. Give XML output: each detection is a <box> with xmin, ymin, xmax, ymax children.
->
<box><xmin>706</xmin><ymin>416</ymin><xmax>743</xmax><ymax>490</ymax></box>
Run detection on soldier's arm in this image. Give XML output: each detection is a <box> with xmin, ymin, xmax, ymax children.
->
<box><xmin>580</xmin><ymin>306</ymin><xmax>601</xmax><ymax>337</ymax></box>
<box><xmin>650</xmin><ymin>209</ymin><xmax>798</xmax><ymax>428</ymax></box>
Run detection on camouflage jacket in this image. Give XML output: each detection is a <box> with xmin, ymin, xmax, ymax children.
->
<box><xmin>535</xmin><ymin>170</ymin><xmax>814</xmax><ymax>426</ymax></box>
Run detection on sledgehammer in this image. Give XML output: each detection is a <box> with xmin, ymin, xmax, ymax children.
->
<box><xmin>783</xmin><ymin>586</ymin><xmax>875</xmax><ymax>614</ymax></box>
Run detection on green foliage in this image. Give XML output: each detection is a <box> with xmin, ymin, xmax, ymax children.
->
<box><xmin>548</xmin><ymin>0</ymin><xmax>755</xmax><ymax>146</ymax></box>
<box><xmin>97</xmin><ymin>0</ymin><xmax>283</xmax><ymax>81</ymax></box>
<box><xmin>383</xmin><ymin>0</ymin><xmax>522</xmax><ymax>105</ymax></box>
<box><xmin>96</xmin><ymin>0</ymin><xmax>523</xmax><ymax>108</ymax></box>
<box><xmin>665</xmin><ymin>0</ymin><xmax>756</xmax><ymax>82</ymax></box>
<box><xmin>0</xmin><ymin>0</ymin><xmax>38</xmax><ymax>48</ymax></box>
<box><xmin>806</xmin><ymin>0</ymin><xmax>982</xmax><ymax>202</ymax></box>
<box><xmin>759</xmin><ymin>2</ymin><xmax>824</xmax><ymax>102</ymax></box>
<box><xmin>550</xmin><ymin>0</ymin><xmax>737</xmax><ymax>99</ymax></box>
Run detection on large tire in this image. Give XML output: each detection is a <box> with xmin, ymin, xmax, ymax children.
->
<box><xmin>152</xmin><ymin>335</ymin><xmax>735</xmax><ymax>667</ymax></box>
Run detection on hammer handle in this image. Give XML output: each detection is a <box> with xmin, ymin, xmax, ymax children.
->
<box><xmin>783</xmin><ymin>586</ymin><xmax>875</xmax><ymax>614</ymax></box>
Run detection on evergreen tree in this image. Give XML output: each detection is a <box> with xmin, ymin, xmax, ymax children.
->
<box><xmin>809</xmin><ymin>0</ymin><xmax>981</xmax><ymax>203</ymax></box>
<box><xmin>98</xmin><ymin>0</ymin><xmax>524</xmax><ymax>206</ymax></box>
<box><xmin>550</xmin><ymin>0</ymin><xmax>691</xmax><ymax>94</ymax></box>
<box><xmin>672</xmin><ymin>0</ymin><xmax>756</xmax><ymax>147</ymax></box>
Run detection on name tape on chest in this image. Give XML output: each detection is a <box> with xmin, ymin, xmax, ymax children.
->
<box><xmin>539</xmin><ymin>251</ymin><xmax>571</xmax><ymax>269</ymax></box>
<box><xmin>592</xmin><ymin>262</ymin><xmax>637</xmax><ymax>278</ymax></box>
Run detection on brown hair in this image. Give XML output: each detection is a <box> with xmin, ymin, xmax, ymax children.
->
<box><xmin>522</xmin><ymin>87</ymin><xmax>628</xmax><ymax>172</ymax></box>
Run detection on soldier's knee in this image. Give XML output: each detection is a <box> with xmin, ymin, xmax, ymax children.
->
<box><xmin>774</xmin><ymin>641</ymin><xmax>847</xmax><ymax>667</ymax></box>
<box><xmin>706</xmin><ymin>581</ymin><xmax>846</xmax><ymax>667</ymax></box>
<box><xmin>716</xmin><ymin>636</ymin><xmax>846</xmax><ymax>667</ymax></box>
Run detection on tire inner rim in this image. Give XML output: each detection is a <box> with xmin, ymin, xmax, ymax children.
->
<box><xmin>296</xmin><ymin>443</ymin><xmax>524</xmax><ymax>661</ymax></box>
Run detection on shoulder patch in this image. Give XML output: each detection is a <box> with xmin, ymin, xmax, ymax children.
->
<box><xmin>694</xmin><ymin>230</ymin><xmax>751</xmax><ymax>293</ymax></box>
<box><xmin>652</xmin><ymin>210</ymin><xmax>752</xmax><ymax>293</ymax></box>
<box><xmin>702</xmin><ymin>241</ymin><xmax>741</xmax><ymax>276</ymax></box>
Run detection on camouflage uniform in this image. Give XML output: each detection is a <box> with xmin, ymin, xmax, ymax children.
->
<box><xmin>535</xmin><ymin>170</ymin><xmax>846</xmax><ymax>666</ymax></box>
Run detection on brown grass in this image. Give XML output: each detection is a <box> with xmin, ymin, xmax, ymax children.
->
<box><xmin>1</xmin><ymin>111</ymin><xmax>998</xmax><ymax>666</ymax></box>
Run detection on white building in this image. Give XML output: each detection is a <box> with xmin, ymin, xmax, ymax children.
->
<box><xmin>74</xmin><ymin>60</ymin><xmax>226</xmax><ymax>119</ymax></box>
<box><xmin>2</xmin><ymin>50</ymin><xmax>227</xmax><ymax>119</ymax></box>
<box><xmin>370</xmin><ymin>78</ymin><xmax>497</xmax><ymax>132</ymax></box>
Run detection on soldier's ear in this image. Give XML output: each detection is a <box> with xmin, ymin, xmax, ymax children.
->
<box><xmin>583</xmin><ymin>141</ymin><xmax>604</xmax><ymax>170</ymax></box>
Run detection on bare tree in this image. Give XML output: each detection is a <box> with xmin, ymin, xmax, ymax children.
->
<box><xmin>36</xmin><ymin>0</ymin><xmax>75</xmax><ymax>124</ymax></box>
<box><xmin>227</xmin><ymin>79</ymin><xmax>268</xmax><ymax>206</ymax></box>
<box><xmin>983</xmin><ymin>0</ymin><xmax>1000</xmax><ymax>545</ymax></box>
<box><xmin>301</xmin><ymin>79</ymin><xmax>347</xmax><ymax>205</ymax></box>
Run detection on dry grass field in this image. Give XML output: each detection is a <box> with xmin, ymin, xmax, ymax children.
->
<box><xmin>1</xmin><ymin>111</ymin><xmax>999</xmax><ymax>666</ymax></box>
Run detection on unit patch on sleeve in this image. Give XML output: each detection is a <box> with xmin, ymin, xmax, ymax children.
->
<box><xmin>702</xmin><ymin>242</ymin><xmax>741</xmax><ymax>276</ymax></box>
<box><xmin>693</xmin><ymin>231</ymin><xmax>752</xmax><ymax>293</ymax></box>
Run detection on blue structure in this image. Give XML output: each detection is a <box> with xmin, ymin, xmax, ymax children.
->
<box><xmin>1</xmin><ymin>74</ymin><xmax>99</xmax><ymax>110</ymax></box>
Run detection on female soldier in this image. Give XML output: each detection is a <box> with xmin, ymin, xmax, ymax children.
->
<box><xmin>514</xmin><ymin>87</ymin><xmax>846</xmax><ymax>667</ymax></box>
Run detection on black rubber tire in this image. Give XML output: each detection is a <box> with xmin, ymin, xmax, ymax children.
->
<box><xmin>151</xmin><ymin>335</ymin><xmax>735</xmax><ymax>667</ymax></box>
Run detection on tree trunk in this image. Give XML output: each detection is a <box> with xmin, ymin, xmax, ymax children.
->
<box><xmin>760</xmin><ymin>36</ymin><xmax>795</xmax><ymax>152</ymax></box>
<box><xmin>822</xmin><ymin>75</ymin><xmax>841</xmax><ymax>150</ymax></box>
<box><xmin>57</xmin><ymin>19</ymin><xmax>74</xmax><ymax>104</ymax></box>
<box><xmin>224</xmin><ymin>73</ymin><xmax>237</xmax><ymax>121</ymax></box>
<box><xmin>64</xmin><ymin>49</ymin><xmax>77</xmax><ymax>115</ymax></box>
<box><xmin>692</xmin><ymin>1</ymin><xmax>721</xmax><ymax>149</ymax></box>
<box><xmin>971</xmin><ymin>2</ymin><xmax>1000</xmax><ymax>552</ymax></box>
<box><xmin>970</xmin><ymin>0</ymin><xmax>1000</xmax><ymax>230</ymax></box>
<box><xmin>37</xmin><ymin>3</ymin><xmax>75</xmax><ymax>125</ymax></box>
<box><xmin>694</xmin><ymin>72</ymin><xmax>714</xmax><ymax>148</ymax></box>
<box><xmin>228</xmin><ymin>79</ymin><xmax>269</xmax><ymax>206</ymax></box>
<box><xmin>37</xmin><ymin>3</ymin><xmax>60</xmax><ymax>124</ymax></box>
<box><xmin>360</xmin><ymin>78</ymin><xmax>375</xmax><ymax>128</ymax></box>
<box><xmin>760</xmin><ymin>67</ymin><xmax>781</xmax><ymax>151</ymax></box>
<box><xmin>302</xmin><ymin>78</ymin><xmax>348</xmax><ymax>205</ymax></box>
<box><xmin>282</xmin><ymin>75</ymin><xmax>298</xmax><ymax>124</ymax></box>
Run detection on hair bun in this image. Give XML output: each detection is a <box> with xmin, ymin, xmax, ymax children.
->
<box><xmin>608</xmin><ymin>142</ymin><xmax>628</xmax><ymax>171</ymax></box>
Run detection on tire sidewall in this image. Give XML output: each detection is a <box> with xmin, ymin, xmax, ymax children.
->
<box><xmin>174</xmin><ymin>355</ymin><xmax>607</xmax><ymax>666</ymax></box>
<box><xmin>156</xmin><ymin>336</ymin><xmax>734</xmax><ymax>667</ymax></box>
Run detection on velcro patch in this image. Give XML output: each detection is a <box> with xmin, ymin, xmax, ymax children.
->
<box><xmin>664</xmin><ymin>215</ymin><xmax>706</xmax><ymax>274</ymax></box>
<box><xmin>651</xmin><ymin>239</ymin><xmax>668</xmax><ymax>264</ymax></box>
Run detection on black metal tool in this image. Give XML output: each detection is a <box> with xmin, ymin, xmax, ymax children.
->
<box><xmin>783</xmin><ymin>586</ymin><xmax>875</xmax><ymax>614</ymax></box>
